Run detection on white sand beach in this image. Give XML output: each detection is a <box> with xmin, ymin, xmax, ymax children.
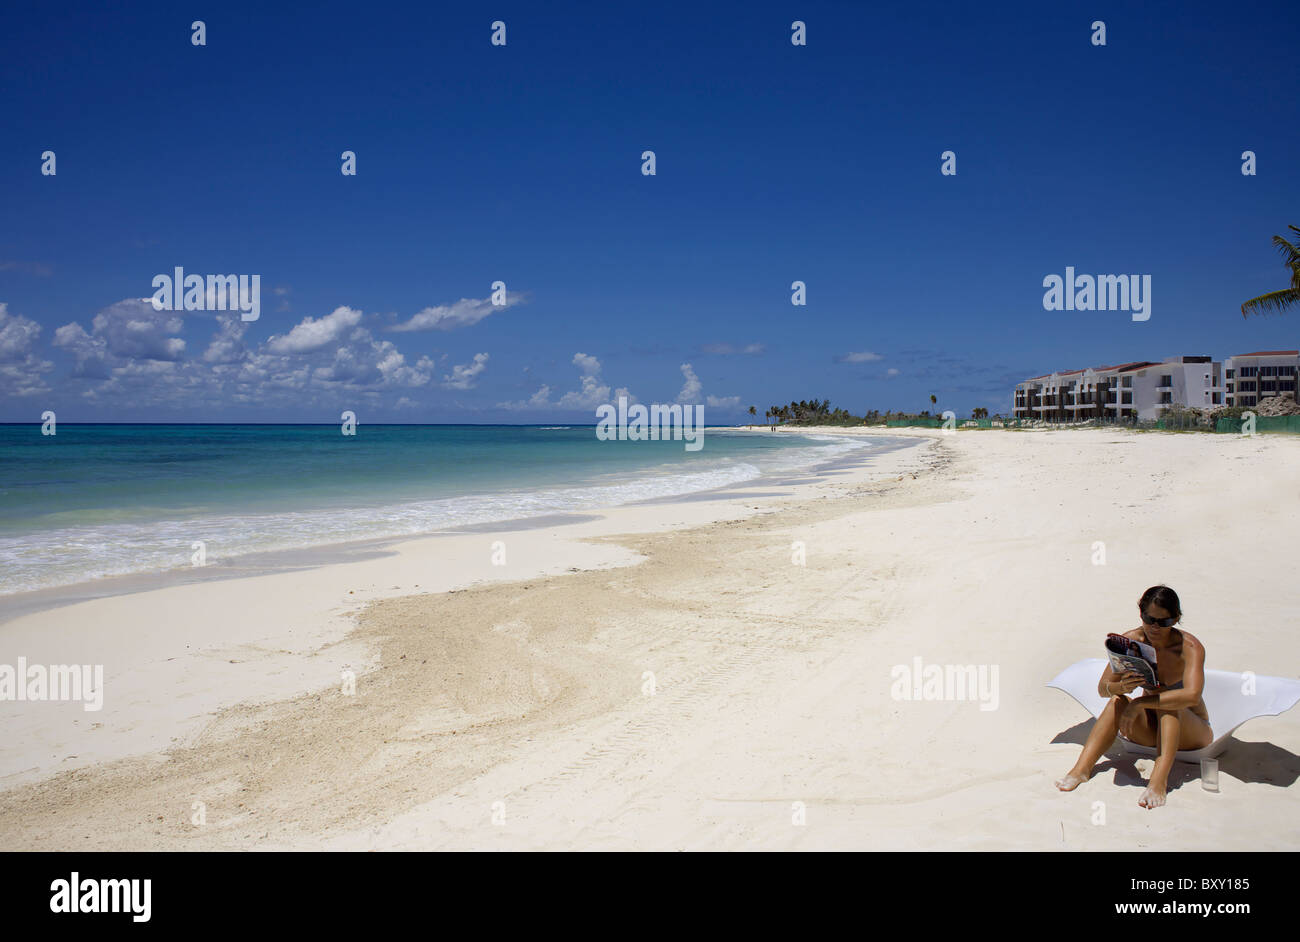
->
<box><xmin>1</xmin><ymin>427</ymin><xmax>1298</xmax><ymax>850</ymax></box>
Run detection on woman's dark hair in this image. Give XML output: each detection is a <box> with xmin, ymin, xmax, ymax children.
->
<box><xmin>1139</xmin><ymin>585</ymin><xmax>1182</xmax><ymax>620</ymax></box>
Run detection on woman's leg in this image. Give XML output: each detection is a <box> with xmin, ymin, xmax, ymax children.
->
<box><xmin>1056</xmin><ymin>695</ymin><xmax>1129</xmax><ymax>790</ymax></box>
<box><xmin>1176</xmin><ymin>707</ymin><xmax>1213</xmax><ymax>751</ymax></box>
<box><xmin>1138</xmin><ymin>708</ymin><xmax>1212</xmax><ymax>808</ymax></box>
<box><xmin>1139</xmin><ymin>710</ymin><xmax>1182</xmax><ymax>808</ymax></box>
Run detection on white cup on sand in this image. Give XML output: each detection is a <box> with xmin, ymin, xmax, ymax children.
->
<box><xmin>1201</xmin><ymin>758</ymin><xmax>1220</xmax><ymax>792</ymax></box>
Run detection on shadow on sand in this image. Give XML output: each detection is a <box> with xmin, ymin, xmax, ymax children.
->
<box><xmin>1052</xmin><ymin>717</ymin><xmax>1300</xmax><ymax>789</ymax></box>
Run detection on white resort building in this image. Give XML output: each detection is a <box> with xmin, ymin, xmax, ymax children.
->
<box><xmin>1009</xmin><ymin>353</ymin><xmax>1300</xmax><ymax>423</ymax></box>
<box><xmin>1223</xmin><ymin>350</ymin><xmax>1300</xmax><ymax>408</ymax></box>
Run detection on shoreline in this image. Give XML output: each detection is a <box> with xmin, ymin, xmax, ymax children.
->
<box><xmin>0</xmin><ymin>433</ymin><xmax>931</xmax><ymax>796</ymax></box>
<box><xmin>0</xmin><ymin>427</ymin><xmax>907</xmax><ymax>618</ymax></box>
<box><xmin>2</xmin><ymin>427</ymin><xmax>1298</xmax><ymax>850</ymax></box>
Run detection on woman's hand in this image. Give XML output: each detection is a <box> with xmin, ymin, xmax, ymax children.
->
<box><xmin>1113</xmin><ymin>670</ymin><xmax>1145</xmax><ymax>695</ymax></box>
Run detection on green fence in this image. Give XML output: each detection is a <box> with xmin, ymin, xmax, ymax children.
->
<box><xmin>1154</xmin><ymin>415</ymin><xmax>1207</xmax><ymax>431</ymax></box>
<box><xmin>1214</xmin><ymin>415</ymin><xmax>1300</xmax><ymax>434</ymax></box>
<box><xmin>880</xmin><ymin>414</ymin><xmax>1297</xmax><ymax>432</ymax></box>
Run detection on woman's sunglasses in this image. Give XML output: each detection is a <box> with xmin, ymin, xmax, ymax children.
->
<box><xmin>1141</xmin><ymin>612</ymin><xmax>1179</xmax><ymax>628</ymax></box>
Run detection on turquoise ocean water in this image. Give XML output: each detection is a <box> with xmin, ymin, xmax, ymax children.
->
<box><xmin>0</xmin><ymin>424</ymin><xmax>900</xmax><ymax>596</ymax></box>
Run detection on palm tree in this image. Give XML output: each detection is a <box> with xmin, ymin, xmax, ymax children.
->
<box><xmin>748</xmin><ymin>405</ymin><xmax>757</xmax><ymax>423</ymax></box>
<box><xmin>1241</xmin><ymin>224</ymin><xmax>1300</xmax><ymax>317</ymax></box>
<box><xmin>929</xmin><ymin>394</ymin><xmax>937</xmax><ymax>410</ymax></box>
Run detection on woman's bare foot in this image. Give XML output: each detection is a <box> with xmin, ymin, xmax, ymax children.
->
<box><xmin>1055</xmin><ymin>771</ymin><xmax>1087</xmax><ymax>791</ymax></box>
<box><xmin>1138</xmin><ymin>785</ymin><xmax>1167</xmax><ymax>808</ymax></box>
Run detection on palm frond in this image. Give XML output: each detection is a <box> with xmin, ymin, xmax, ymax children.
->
<box><xmin>1271</xmin><ymin>233</ymin><xmax>1300</xmax><ymax>269</ymax></box>
<box><xmin>1241</xmin><ymin>288</ymin><xmax>1300</xmax><ymax>318</ymax></box>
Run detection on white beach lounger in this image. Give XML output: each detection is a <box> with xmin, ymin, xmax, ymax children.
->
<box><xmin>1047</xmin><ymin>658</ymin><xmax>1300</xmax><ymax>761</ymax></box>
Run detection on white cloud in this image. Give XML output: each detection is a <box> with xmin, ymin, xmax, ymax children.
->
<box><xmin>677</xmin><ymin>361</ymin><xmax>740</xmax><ymax>411</ymax></box>
<box><xmin>111</xmin><ymin>359</ymin><xmax>177</xmax><ymax>377</ymax></box>
<box><xmin>62</xmin><ymin>298</ymin><xmax>188</xmax><ymax>362</ymax></box>
<box><xmin>52</xmin><ymin>321</ymin><xmax>110</xmax><ymax>377</ymax></box>
<box><xmin>501</xmin><ymin>357</ymin><xmax>735</xmax><ymax>413</ymax></box>
<box><xmin>886</xmin><ymin>367</ymin><xmax>900</xmax><ymax>377</ymax></box>
<box><xmin>837</xmin><ymin>351</ymin><xmax>883</xmax><ymax>363</ymax></box>
<box><xmin>498</xmin><ymin>353</ymin><xmax>631</xmax><ymax>410</ymax></box>
<box><xmin>0</xmin><ymin>303</ymin><xmax>42</xmax><ymax>362</ymax></box>
<box><xmin>30</xmin><ymin>288</ymin><xmax>537</xmax><ymax>414</ymax></box>
<box><xmin>202</xmin><ymin>314</ymin><xmax>251</xmax><ymax>364</ymax></box>
<box><xmin>44</xmin><ymin>297</ymin><xmax>442</xmax><ymax>412</ymax></box>
<box><xmin>310</xmin><ymin>327</ymin><xmax>434</xmax><ymax>388</ymax></box>
<box><xmin>0</xmin><ymin>303</ymin><xmax>53</xmax><ymax>397</ymax></box>
<box><xmin>676</xmin><ymin>362</ymin><xmax>702</xmax><ymax>403</ymax></box>
<box><xmin>266</xmin><ymin>306</ymin><xmax>363</xmax><ymax>354</ymax></box>
<box><xmin>272</xmin><ymin>285</ymin><xmax>291</xmax><ymax>312</ymax></box>
<box><xmin>388</xmin><ymin>293</ymin><xmax>525</xmax><ymax>333</ymax></box>
<box><xmin>52</xmin><ymin>298</ymin><xmax>187</xmax><ymax>383</ymax></box>
<box><xmin>520</xmin><ymin>385</ymin><xmax>552</xmax><ymax>408</ymax></box>
<box><xmin>553</xmin><ymin>352</ymin><xmax>617</xmax><ymax>408</ymax></box>
<box><xmin>443</xmin><ymin>352</ymin><xmax>489</xmax><ymax>389</ymax></box>
<box><xmin>701</xmin><ymin>342</ymin><xmax>764</xmax><ymax>355</ymax></box>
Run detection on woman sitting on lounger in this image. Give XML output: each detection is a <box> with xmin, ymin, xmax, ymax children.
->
<box><xmin>1055</xmin><ymin>585</ymin><xmax>1213</xmax><ymax>808</ymax></box>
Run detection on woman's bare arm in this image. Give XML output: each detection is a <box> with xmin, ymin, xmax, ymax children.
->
<box><xmin>1097</xmin><ymin>663</ymin><xmax>1122</xmax><ymax>697</ymax></box>
<box><xmin>1133</xmin><ymin>633</ymin><xmax>1205</xmax><ymax>711</ymax></box>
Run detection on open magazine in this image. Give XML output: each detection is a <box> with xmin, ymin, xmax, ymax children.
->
<box><xmin>1104</xmin><ymin>633</ymin><xmax>1160</xmax><ymax>689</ymax></box>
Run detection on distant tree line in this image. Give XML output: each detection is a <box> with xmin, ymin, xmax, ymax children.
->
<box><xmin>750</xmin><ymin>398</ymin><xmax>998</xmax><ymax>427</ymax></box>
<box><xmin>763</xmin><ymin>399</ymin><xmax>856</xmax><ymax>425</ymax></box>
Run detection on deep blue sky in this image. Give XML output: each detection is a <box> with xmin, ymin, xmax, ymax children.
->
<box><xmin>1</xmin><ymin>0</ymin><xmax>1297</xmax><ymax>422</ymax></box>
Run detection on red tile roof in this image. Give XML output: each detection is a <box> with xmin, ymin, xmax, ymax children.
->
<box><xmin>1232</xmin><ymin>350</ymin><xmax>1299</xmax><ymax>357</ymax></box>
<box><xmin>1021</xmin><ymin>359</ymin><xmax>1162</xmax><ymax>383</ymax></box>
